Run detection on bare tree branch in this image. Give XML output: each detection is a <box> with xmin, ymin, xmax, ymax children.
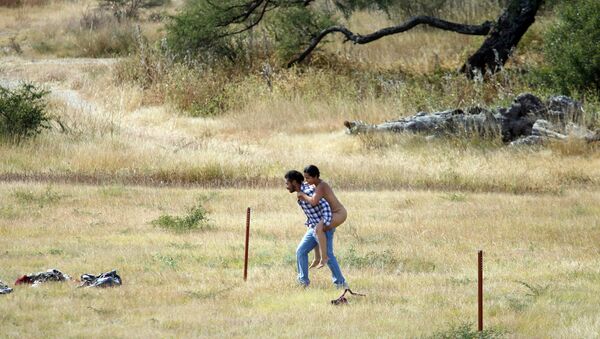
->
<box><xmin>216</xmin><ymin>0</ymin><xmax>266</xmax><ymax>27</ymax></box>
<box><xmin>217</xmin><ymin>0</ymin><xmax>271</xmax><ymax>38</ymax></box>
<box><xmin>287</xmin><ymin>16</ymin><xmax>493</xmax><ymax>67</ymax></box>
<box><xmin>214</xmin><ymin>0</ymin><xmax>314</xmax><ymax>28</ymax></box>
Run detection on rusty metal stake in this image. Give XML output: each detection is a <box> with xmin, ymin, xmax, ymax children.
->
<box><xmin>478</xmin><ymin>250</ymin><xmax>483</xmax><ymax>332</ymax></box>
<box><xmin>243</xmin><ymin>207</ymin><xmax>251</xmax><ymax>281</ymax></box>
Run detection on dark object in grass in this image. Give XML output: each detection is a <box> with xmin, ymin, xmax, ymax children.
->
<box><xmin>79</xmin><ymin>270</ymin><xmax>122</xmax><ymax>288</ymax></box>
<box><xmin>331</xmin><ymin>288</ymin><xmax>366</xmax><ymax>305</ymax></box>
<box><xmin>0</xmin><ymin>279</ymin><xmax>12</xmax><ymax>294</ymax></box>
<box><xmin>14</xmin><ymin>268</ymin><xmax>71</xmax><ymax>286</ymax></box>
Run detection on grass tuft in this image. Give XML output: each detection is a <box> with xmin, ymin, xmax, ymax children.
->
<box><xmin>151</xmin><ymin>203</ymin><xmax>211</xmax><ymax>232</ymax></box>
<box><xmin>12</xmin><ymin>185</ymin><xmax>64</xmax><ymax>207</ymax></box>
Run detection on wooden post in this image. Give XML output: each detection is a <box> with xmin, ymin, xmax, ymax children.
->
<box><xmin>243</xmin><ymin>207</ymin><xmax>251</xmax><ymax>281</ymax></box>
<box><xmin>478</xmin><ymin>250</ymin><xmax>483</xmax><ymax>332</ymax></box>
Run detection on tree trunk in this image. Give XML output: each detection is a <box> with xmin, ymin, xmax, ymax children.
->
<box><xmin>460</xmin><ymin>0</ymin><xmax>543</xmax><ymax>77</ymax></box>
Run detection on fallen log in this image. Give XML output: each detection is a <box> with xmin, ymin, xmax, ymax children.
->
<box><xmin>344</xmin><ymin>93</ymin><xmax>599</xmax><ymax>145</ymax></box>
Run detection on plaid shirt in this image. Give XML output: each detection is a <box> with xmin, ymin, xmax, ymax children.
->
<box><xmin>297</xmin><ymin>183</ymin><xmax>332</xmax><ymax>228</ymax></box>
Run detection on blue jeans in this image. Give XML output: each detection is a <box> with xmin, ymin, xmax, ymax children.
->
<box><xmin>296</xmin><ymin>228</ymin><xmax>346</xmax><ymax>287</ymax></box>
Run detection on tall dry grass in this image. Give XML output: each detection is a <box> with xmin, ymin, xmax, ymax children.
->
<box><xmin>0</xmin><ymin>0</ymin><xmax>166</xmax><ymax>57</ymax></box>
<box><xmin>2</xmin><ymin>53</ymin><xmax>600</xmax><ymax>194</ymax></box>
<box><xmin>0</xmin><ymin>1</ymin><xmax>598</xmax><ymax>193</ymax></box>
<box><xmin>0</xmin><ymin>0</ymin><xmax>50</xmax><ymax>7</ymax></box>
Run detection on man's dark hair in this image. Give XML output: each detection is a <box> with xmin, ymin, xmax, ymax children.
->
<box><xmin>303</xmin><ymin>165</ymin><xmax>320</xmax><ymax>178</ymax></box>
<box><xmin>285</xmin><ymin>170</ymin><xmax>304</xmax><ymax>184</ymax></box>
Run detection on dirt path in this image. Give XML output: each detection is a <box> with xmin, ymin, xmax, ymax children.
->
<box><xmin>0</xmin><ymin>57</ymin><xmax>115</xmax><ymax>111</ymax></box>
<box><xmin>0</xmin><ymin>172</ymin><xmax>282</xmax><ymax>189</ymax></box>
<box><xmin>0</xmin><ymin>57</ymin><xmax>220</xmax><ymax>188</ymax></box>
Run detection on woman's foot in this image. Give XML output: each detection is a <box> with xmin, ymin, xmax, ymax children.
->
<box><xmin>309</xmin><ymin>259</ymin><xmax>320</xmax><ymax>269</ymax></box>
<box><xmin>317</xmin><ymin>258</ymin><xmax>329</xmax><ymax>269</ymax></box>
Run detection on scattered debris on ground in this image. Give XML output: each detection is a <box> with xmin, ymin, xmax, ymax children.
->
<box><xmin>78</xmin><ymin>270</ymin><xmax>122</xmax><ymax>288</ymax></box>
<box><xmin>14</xmin><ymin>269</ymin><xmax>71</xmax><ymax>286</ymax></box>
<box><xmin>0</xmin><ymin>279</ymin><xmax>13</xmax><ymax>294</ymax></box>
<box><xmin>331</xmin><ymin>288</ymin><xmax>366</xmax><ymax>305</ymax></box>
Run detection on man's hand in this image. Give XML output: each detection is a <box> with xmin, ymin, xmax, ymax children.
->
<box><xmin>323</xmin><ymin>225</ymin><xmax>332</xmax><ymax>232</ymax></box>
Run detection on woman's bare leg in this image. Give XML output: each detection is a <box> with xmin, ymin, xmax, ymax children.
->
<box><xmin>309</xmin><ymin>247</ymin><xmax>321</xmax><ymax>268</ymax></box>
<box><xmin>315</xmin><ymin>221</ymin><xmax>329</xmax><ymax>269</ymax></box>
<box><xmin>311</xmin><ymin>208</ymin><xmax>347</xmax><ymax>269</ymax></box>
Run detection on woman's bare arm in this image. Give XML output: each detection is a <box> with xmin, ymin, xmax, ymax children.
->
<box><xmin>297</xmin><ymin>182</ymin><xmax>328</xmax><ymax>206</ymax></box>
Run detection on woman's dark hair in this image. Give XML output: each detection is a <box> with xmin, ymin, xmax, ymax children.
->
<box><xmin>284</xmin><ymin>170</ymin><xmax>304</xmax><ymax>184</ymax></box>
<box><xmin>303</xmin><ymin>165</ymin><xmax>320</xmax><ymax>178</ymax></box>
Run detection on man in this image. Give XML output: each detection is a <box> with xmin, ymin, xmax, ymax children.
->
<box><xmin>285</xmin><ymin>170</ymin><xmax>347</xmax><ymax>288</ymax></box>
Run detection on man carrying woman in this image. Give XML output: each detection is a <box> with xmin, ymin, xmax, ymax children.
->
<box><xmin>285</xmin><ymin>167</ymin><xmax>348</xmax><ymax>288</ymax></box>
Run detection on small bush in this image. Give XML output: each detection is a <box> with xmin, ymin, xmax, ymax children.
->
<box><xmin>264</xmin><ymin>5</ymin><xmax>336</xmax><ymax>62</ymax></box>
<box><xmin>538</xmin><ymin>0</ymin><xmax>600</xmax><ymax>94</ymax></box>
<box><xmin>152</xmin><ymin>204</ymin><xmax>211</xmax><ymax>232</ymax></box>
<box><xmin>0</xmin><ymin>83</ymin><xmax>50</xmax><ymax>144</ymax></box>
<box><xmin>13</xmin><ymin>186</ymin><xmax>64</xmax><ymax>207</ymax></box>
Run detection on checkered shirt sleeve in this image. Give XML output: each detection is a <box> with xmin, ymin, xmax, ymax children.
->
<box><xmin>319</xmin><ymin>198</ymin><xmax>333</xmax><ymax>226</ymax></box>
<box><xmin>298</xmin><ymin>183</ymin><xmax>332</xmax><ymax>228</ymax></box>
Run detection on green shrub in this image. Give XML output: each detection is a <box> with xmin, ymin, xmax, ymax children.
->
<box><xmin>539</xmin><ymin>0</ymin><xmax>600</xmax><ymax>94</ymax></box>
<box><xmin>152</xmin><ymin>204</ymin><xmax>211</xmax><ymax>232</ymax></box>
<box><xmin>165</xmin><ymin>0</ymin><xmax>242</xmax><ymax>62</ymax></box>
<box><xmin>12</xmin><ymin>186</ymin><xmax>64</xmax><ymax>207</ymax></box>
<box><xmin>264</xmin><ymin>5</ymin><xmax>336</xmax><ymax>62</ymax></box>
<box><xmin>165</xmin><ymin>0</ymin><xmax>338</xmax><ymax>65</ymax></box>
<box><xmin>0</xmin><ymin>83</ymin><xmax>50</xmax><ymax>144</ymax></box>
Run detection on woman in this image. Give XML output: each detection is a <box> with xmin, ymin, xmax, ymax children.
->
<box><xmin>297</xmin><ymin>165</ymin><xmax>347</xmax><ymax>268</ymax></box>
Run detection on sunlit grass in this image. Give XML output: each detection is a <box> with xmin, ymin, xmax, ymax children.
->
<box><xmin>1</xmin><ymin>3</ymin><xmax>600</xmax><ymax>336</ymax></box>
<box><xmin>2</xmin><ymin>53</ymin><xmax>599</xmax><ymax>194</ymax></box>
<box><xmin>1</xmin><ymin>183</ymin><xmax>600</xmax><ymax>337</ymax></box>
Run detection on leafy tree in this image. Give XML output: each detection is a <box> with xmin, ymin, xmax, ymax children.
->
<box><xmin>166</xmin><ymin>0</ymin><xmax>544</xmax><ymax>77</ymax></box>
<box><xmin>0</xmin><ymin>83</ymin><xmax>50</xmax><ymax>144</ymax></box>
<box><xmin>541</xmin><ymin>0</ymin><xmax>600</xmax><ymax>94</ymax></box>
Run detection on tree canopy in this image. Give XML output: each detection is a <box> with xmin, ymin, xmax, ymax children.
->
<box><xmin>166</xmin><ymin>0</ymin><xmax>542</xmax><ymax>76</ymax></box>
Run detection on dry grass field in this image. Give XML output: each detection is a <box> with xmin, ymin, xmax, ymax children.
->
<box><xmin>1</xmin><ymin>183</ymin><xmax>600</xmax><ymax>337</ymax></box>
<box><xmin>1</xmin><ymin>0</ymin><xmax>600</xmax><ymax>337</ymax></box>
<box><xmin>1</xmin><ymin>55</ymin><xmax>598</xmax><ymax>194</ymax></box>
